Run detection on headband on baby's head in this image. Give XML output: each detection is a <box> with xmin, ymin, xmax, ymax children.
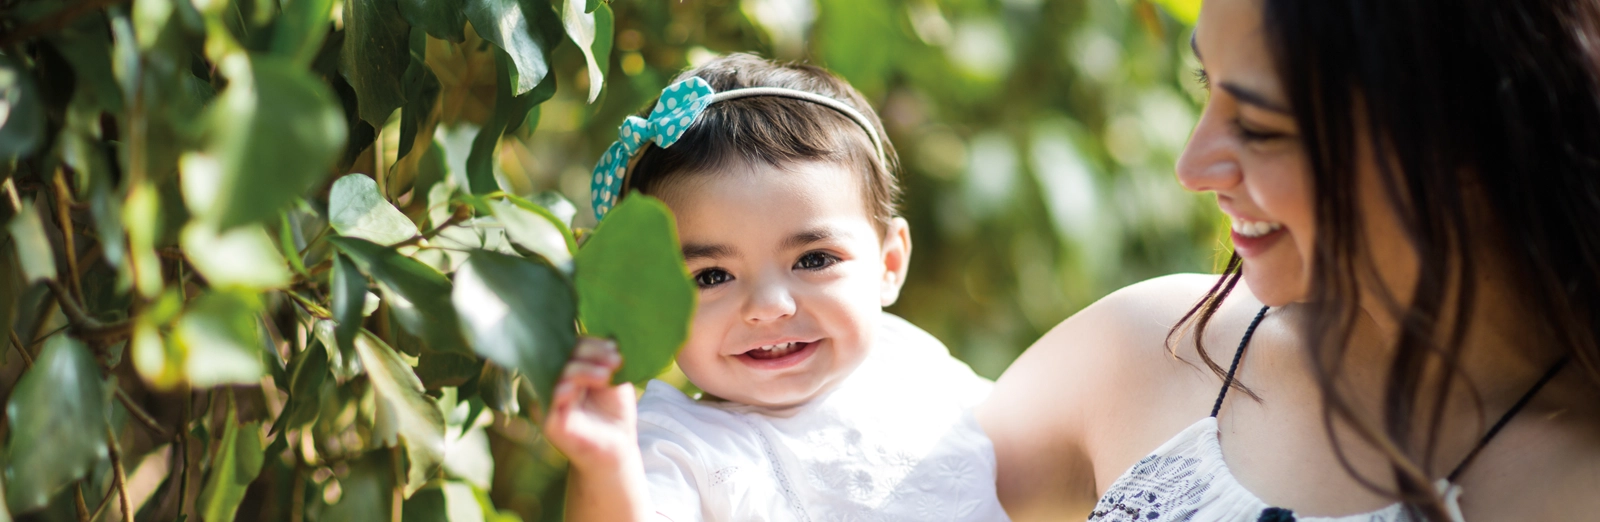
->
<box><xmin>589</xmin><ymin>77</ymin><xmax>888</xmax><ymax>221</ymax></box>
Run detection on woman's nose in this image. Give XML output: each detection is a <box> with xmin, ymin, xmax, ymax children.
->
<box><xmin>742</xmin><ymin>275</ymin><xmax>796</xmax><ymax>324</ymax></box>
<box><xmin>1176</xmin><ymin>103</ymin><xmax>1243</xmax><ymax>193</ymax></box>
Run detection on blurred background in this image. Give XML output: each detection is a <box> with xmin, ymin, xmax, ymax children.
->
<box><xmin>472</xmin><ymin>0</ymin><xmax>1226</xmax><ymax>516</ymax></box>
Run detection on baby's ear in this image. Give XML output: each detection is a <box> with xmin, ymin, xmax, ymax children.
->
<box><xmin>880</xmin><ymin>217</ymin><xmax>912</xmax><ymax>306</ymax></box>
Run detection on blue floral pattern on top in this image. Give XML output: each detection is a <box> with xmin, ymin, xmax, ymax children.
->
<box><xmin>590</xmin><ymin>77</ymin><xmax>717</xmax><ymax>221</ymax></box>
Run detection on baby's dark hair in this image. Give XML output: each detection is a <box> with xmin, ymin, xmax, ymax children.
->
<box><xmin>625</xmin><ymin>53</ymin><xmax>901</xmax><ymax>231</ymax></box>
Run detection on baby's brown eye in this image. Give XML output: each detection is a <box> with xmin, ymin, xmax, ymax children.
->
<box><xmin>794</xmin><ymin>252</ymin><xmax>838</xmax><ymax>270</ymax></box>
<box><xmin>694</xmin><ymin>269</ymin><xmax>732</xmax><ymax>288</ymax></box>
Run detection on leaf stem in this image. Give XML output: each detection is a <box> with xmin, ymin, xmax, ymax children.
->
<box><xmin>116</xmin><ymin>386</ymin><xmax>170</xmax><ymax>439</ymax></box>
<box><xmin>74</xmin><ymin>482</ymin><xmax>91</xmax><ymax>522</ymax></box>
<box><xmin>284</xmin><ymin>290</ymin><xmax>333</xmax><ymax>319</ymax></box>
<box><xmin>1</xmin><ymin>177</ymin><xmax>19</xmax><ymax>211</ymax></box>
<box><xmin>106</xmin><ymin>425</ymin><xmax>133</xmax><ymax>522</ymax></box>
<box><xmin>52</xmin><ymin>169</ymin><xmax>86</xmax><ymax>305</ymax></box>
<box><xmin>393</xmin><ymin>211</ymin><xmax>467</xmax><ymax>248</ymax></box>
<box><xmin>177</xmin><ymin>388</ymin><xmax>191</xmax><ymax>520</ymax></box>
<box><xmin>9</xmin><ymin>330</ymin><xmax>34</xmax><ymax>368</ymax></box>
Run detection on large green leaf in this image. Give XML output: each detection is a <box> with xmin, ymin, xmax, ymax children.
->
<box><xmin>398</xmin><ymin>0</ymin><xmax>465</xmax><ymax>42</ymax></box>
<box><xmin>489</xmin><ymin>197</ymin><xmax>574</xmax><ymax>270</ymax></box>
<box><xmin>395</xmin><ymin>28</ymin><xmax>441</xmax><ymax>163</ymax></box>
<box><xmin>403</xmin><ymin>482</ymin><xmax>485</xmax><ymax>522</ymax></box>
<box><xmin>0</xmin><ymin>54</ymin><xmax>45</xmax><ymax>160</ymax></box>
<box><xmin>415</xmin><ymin>350</ymin><xmax>483</xmax><ymax>390</ymax></box>
<box><xmin>190</xmin><ymin>55</ymin><xmax>346</xmax><ymax>231</ymax></box>
<box><xmin>325</xmin><ymin>450</ymin><xmax>396</xmax><ymax>522</ymax></box>
<box><xmin>197</xmin><ymin>400</ymin><xmax>265</xmax><ymax>522</ymax></box>
<box><xmin>477</xmin><ymin>363</ymin><xmax>520</xmax><ymax>415</ymax></box>
<box><xmin>558</xmin><ymin>0</ymin><xmax>603</xmax><ymax>102</ymax></box>
<box><xmin>4</xmin><ymin>335</ymin><xmax>109</xmax><ymax>513</ymax></box>
<box><xmin>176</xmin><ymin>291</ymin><xmax>267</xmax><ymax>387</ymax></box>
<box><xmin>331</xmin><ymin>252</ymin><xmax>367</xmax><ymax>357</ymax></box>
<box><xmin>270</xmin><ymin>0</ymin><xmax>336</xmax><ymax>66</ymax></box>
<box><xmin>330</xmin><ymin>237</ymin><xmax>469</xmax><ymax>354</ymax></box>
<box><xmin>465</xmin><ymin>51</ymin><xmax>556</xmax><ymax>194</ymax></box>
<box><xmin>452</xmin><ymin>250</ymin><xmax>576</xmax><ymax>412</ymax></box>
<box><xmin>272</xmin><ymin>339</ymin><xmax>330</xmax><ymax>434</ymax></box>
<box><xmin>574</xmin><ymin>195</ymin><xmax>696</xmax><ymax>385</ymax></box>
<box><xmin>7</xmin><ymin>198</ymin><xmax>55</xmax><ymax>284</ymax></box>
<box><xmin>354</xmin><ymin>332</ymin><xmax>446</xmax><ymax>496</ymax></box>
<box><xmin>463</xmin><ymin>0</ymin><xmax>563</xmax><ymax>96</ymax></box>
<box><xmin>180</xmin><ymin>222</ymin><xmax>293</xmax><ymax>289</ymax></box>
<box><xmin>341</xmin><ymin>0</ymin><xmax>413</xmax><ymax>127</ymax></box>
<box><xmin>0</xmin><ymin>238</ymin><xmax>16</xmax><ymax>360</ymax></box>
<box><xmin>329</xmin><ymin>174</ymin><xmax>420</xmax><ymax>245</ymax></box>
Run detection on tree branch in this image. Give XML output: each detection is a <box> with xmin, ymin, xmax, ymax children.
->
<box><xmin>9</xmin><ymin>331</ymin><xmax>34</xmax><ymax>368</ymax></box>
<box><xmin>44</xmin><ymin>279</ymin><xmax>132</xmax><ymax>339</ymax></box>
<box><xmin>116</xmin><ymin>386</ymin><xmax>170</xmax><ymax>439</ymax></box>
<box><xmin>53</xmin><ymin>169</ymin><xmax>85</xmax><ymax>305</ymax></box>
<box><xmin>106</xmin><ymin>425</ymin><xmax>133</xmax><ymax>522</ymax></box>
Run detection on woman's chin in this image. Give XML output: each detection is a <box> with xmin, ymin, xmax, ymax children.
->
<box><xmin>1241</xmin><ymin>263</ymin><xmax>1309</xmax><ymax>307</ymax></box>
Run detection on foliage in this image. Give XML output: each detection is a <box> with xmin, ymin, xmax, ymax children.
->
<box><xmin>0</xmin><ymin>0</ymin><xmax>1219</xmax><ymax>520</ymax></box>
<box><xmin>0</xmin><ymin>0</ymin><xmax>693</xmax><ymax>519</ymax></box>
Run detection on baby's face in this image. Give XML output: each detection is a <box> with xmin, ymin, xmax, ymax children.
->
<box><xmin>656</xmin><ymin>161</ymin><xmax>908</xmax><ymax>408</ymax></box>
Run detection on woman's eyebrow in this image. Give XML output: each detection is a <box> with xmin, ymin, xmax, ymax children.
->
<box><xmin>1220</xmin><ymin>83</ymin><xmax>1291</xmax><ymax>114</ymax></box>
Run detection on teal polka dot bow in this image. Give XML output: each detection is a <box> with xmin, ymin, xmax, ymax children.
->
<box><xmin>590</xmin><ymin>78</ymin><xmax>716</xmax><ymax>220</ymax></box>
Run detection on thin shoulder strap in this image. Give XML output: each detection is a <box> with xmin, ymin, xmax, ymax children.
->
<box><xmin>1210</xmin><ymin>306</ymin><xmax>1271</xmax><ymax>418</ymax></box>
<box><xmin>1446</xmin><ymin>356</ymin><xmax>1569</xmax><ymax>481</ymax></box>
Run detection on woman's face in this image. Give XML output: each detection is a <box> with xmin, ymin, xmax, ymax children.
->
<box><xmin>1178</xmin><ymin>0</ymin><xmax>1315</xmax><ymax>306</ymax></box>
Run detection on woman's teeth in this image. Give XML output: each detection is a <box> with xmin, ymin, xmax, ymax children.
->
<box><xmin>747</xmin><ymin>342</ymin><xmax>802</xmax><ymax>360</ymax></box>
<box><xmin>1231</xmin><ymin>219</ymin><xmax>1283</xmax><ymax>238</ymax></box>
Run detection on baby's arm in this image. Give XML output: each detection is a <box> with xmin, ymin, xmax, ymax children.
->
<box><xmin>542</xmin><ymin>338</ymin><xmax>657</xmax><ymax>522</ymax></box>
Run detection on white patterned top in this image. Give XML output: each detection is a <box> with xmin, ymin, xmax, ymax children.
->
<box><xmin>635</xmin><ymin>313</ymin><xmax>1010</xmax><ymax>522</ymax></box>
<box><xmin>1089</xmin><ymin>416</ymin><xmax>1465</xmax><ymax>522</ymax></box>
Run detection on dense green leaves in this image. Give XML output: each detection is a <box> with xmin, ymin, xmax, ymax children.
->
<box><xmin>489</xmin><ymin>197</ymin><xmax>575</xmax><ymax>269</ymax></box>
<box><xmin>270</xmin><ymin>0</ymin><xmax>336</xmax><ymax>65</ymax></box>
<box><xmin>325</xmin><ymin>450</ymin><xmax>397</xmax><ymax>522</ymax></box>
<box><xmin>399</xmin><ymin>0</ymin><xmax>466</xmax><ymax>43</ymax></box>
<box><xmin>463</xmin><ymin>0</ymin><xmax>563</xmax><ymax>96</ymax></box>
<box><xmin>453</xmin><ymin>250</ymin><xmax>576</xmax><ymax>411</ymax></box>
<box><xmin>4</xmin><ymin>336</ymin><xmax>109</xmax><ymax>513</ymax></box>
<box><xmin>330</xmin><ymin>174</ymin><xmax>421</xmax><ymax>245</ymax></box>
<box><xmin>354</xmin><ymin>332</ymin><xmax>447</xmax><ymax>495</ymax></box>
<box><xmin>466</xmin><ymin>54</ymin><xmax>556</xmax><ymax>194</ymax></box>
<box><xmin>191</xmin><ymin>56</ymin><xmax>346</xmax><ymax>230</ymax></box>
<box><xmin>177</xmin><ymin>291</ymin><xmax>267</xmax><ymax>387</ymax></box>
<box><xmin>332</xmin><ymin>237</ymin><xmax>469</xmax><ymax>354</ymax></box>
<box><xmin>198</xmin><ymin>400</ymin><xmax>265</xmax><ymax>522</ymax></box>
<box><xmin>342</xmin><ymin>0</ymin><xmax>414</xmax><ymax>127</ymax></box>
<box><xmin>0</xmin><ymin>54</ymin><xmax>44</xmax><ymax>160</ymax></box>
<box><xmin>575</xmin><ymin>195</ymin><xmax>696</xmax><ymax>385</ymax></box>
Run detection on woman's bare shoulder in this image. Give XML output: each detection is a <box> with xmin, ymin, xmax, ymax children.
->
<box><xmin>979</xmin><ymin>273</ymin><xmax>1249</xmax><ymax>519</ymax></box>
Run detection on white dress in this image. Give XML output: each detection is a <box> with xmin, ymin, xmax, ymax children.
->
<box><xmin>635</xmin><ymin>313</ymin><xmax>1011</xmax><ymax>522</ymax></box>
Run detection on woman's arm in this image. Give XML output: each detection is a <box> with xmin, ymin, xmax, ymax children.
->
<box><xmin>978</xmin><ymin>274</ymin><xmax>1227</xmax><ymax>521</ymax></box>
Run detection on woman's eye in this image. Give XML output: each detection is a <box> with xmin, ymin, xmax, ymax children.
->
<box><xmin>1232</xmin><ymin>119</ymin><xmax>1286</xmax><ymax>143</ymax></box>
<box><xmin>794</xmin><ymin>252</ymin><xmax>839</xmax><ymax>271</ymax></box>
<box><xmin>694</xmin><ymin>269</ymin><xmax>732</xmax><ymax>288</ymax></box>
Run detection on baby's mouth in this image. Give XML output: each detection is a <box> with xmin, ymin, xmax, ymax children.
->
<box><xmin>744</xmin><ymin>341</ymin><xmax>810</xmax><ymax>360</ymax></box>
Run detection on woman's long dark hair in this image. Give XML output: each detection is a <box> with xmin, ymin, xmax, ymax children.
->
<box><xmin>1177</xmin><ymin>1</ymin><xmax>1600</xmax><ymax>519</ymax></box>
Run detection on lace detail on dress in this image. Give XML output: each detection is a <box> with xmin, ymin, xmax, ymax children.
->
<box><xmin>1089</xmin><ymin>453</ymin><xmax>1210</xmax><ymax>521</ymax></box>
<box><xmin>740</xmin><ymin>414</ymin><xmax>813</xmax><ymax>522</ymax></box>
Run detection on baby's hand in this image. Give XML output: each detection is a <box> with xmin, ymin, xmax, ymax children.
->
<box><xmin>542</xmin><ymin>337</ymin><xmax>641</xmax><ymax>471</ymax></box>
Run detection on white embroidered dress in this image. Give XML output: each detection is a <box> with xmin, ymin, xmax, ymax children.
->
<box><xmin>635</xmin><ymin>313</ymin><xmax>1010</xmax><ymax>522</ymax></box>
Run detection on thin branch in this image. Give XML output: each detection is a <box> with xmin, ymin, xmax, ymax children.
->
<box><xmin>393</xmin><ymin>211</ymin><xmax>468</xmax><ymax>248</ymax></box>
<box><xmin>115</xmin><ymin>386</ymin><xmax>170</xmax><ymax>439</ymax></box>
<box><xmin>105</xmin><ymin>425</ymin><xmax>133</xmax><ymax>522</ymax></box>
<box><xmin>176</xmin><ymin>389</ymin><xmax>192</xmax><ymax>520</ymax></box>
<box><xmin>9</xmin><ymin>331</ymin><xmax>34</xmax><ymax>368</ymax></box>
<box><xmin>284</xmin><ymin>290</ymin><xmax>333</xmax><ymax>319</ymax></box>
<box><xmin>74</xmin><ymin>483</ymin><xmax>91</xmax><ymax>522</ymax></box>
<box><xmin>52</xmin><ymin>169</ymin><xmax>85</xmax><ymax>305</ymax></box>
<box><xmin>43</xmin><ymin>279</ymin><xmax>132</xmax><ymax>339</ymax></box>
<box><xmin>0</xmin><ymin>0</ymin><xmax>130</xmax><ymax>47</ymax></box>
<box><xmin>88</xmin><ymin>481</ymin><xmax>116</xmax><ymax>521</ymax></box>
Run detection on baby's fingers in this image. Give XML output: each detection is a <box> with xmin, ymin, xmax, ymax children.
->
<box><xmin>572</xmin><ymin>337</ymin><xmax>622</xmax><ymax>369</ymax></box>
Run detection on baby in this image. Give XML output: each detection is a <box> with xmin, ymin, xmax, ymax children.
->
<box><xmin>544</xmin><ymin>53</ymin><xmax>1008</xmax><ymax>522</ymax></box>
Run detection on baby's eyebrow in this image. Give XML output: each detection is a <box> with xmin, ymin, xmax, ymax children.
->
<box><xmin>782</xmin><ymin>228</ymin><xmax>842</xmax><ymax>250</ymax></box>
<box><xmin>683</xmin><ymin>243</ymin><xmax>734</xmax><ymax>261</ymax></box>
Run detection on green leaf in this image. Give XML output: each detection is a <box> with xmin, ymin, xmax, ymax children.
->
<box><xmin>7</xmin><ymin>198</ymin><xmax>55</xmax><ymax>284</ymax></box>
<box><xmin>330</xmin><ymin>174</ymin><xmax>420</xmax><ymax>245</ymax></box>
<box><xmin>341</xmin><ymin>0</ymin><xmax>413</xmax><ymax>127</ymax></box>
<box><xmin>354</xmin><ymin>332</ymin><xmax>447</xmax><ymax>496</ymax></box>
<box><xmin>331</xmin><ymin>237</ymin><xmax>469</xmax><ymax>354</ymax></box>
<box><xmin>0</xmin><ymin>238</ymin><xmax>16</xmax><ymax>359</ymax></box>
<box><xmin>314</xmin><ymin>319</ymin><xmax>364</xmax><ymax>381</ymax></box>
<box><xmin>489</xmin><ymin>198</ymin><xmax>574</xmax><ymax>270</ymax></box>
<box><xmin>191</xmin><ymin>55</ymin><xmax>346</xmax><ymax>231</ymax></box>
<box><xmin>270</xmin><ymin>0</ymin><xmax>336</xmax><ymax>66</ymax></box>
<box><xmin>4</xmin><ymin>335</ymin><xmax>109</xmax><ymax>513</ymax></box>
<box><xmin>0</xmin><ymin>54</ymin><xmax>45</xmax><ymax>160</ymax></box>
<box><xmin>325</xmin><ymin>450</ymin><xmax>396</xmax><ymax>522</ymax></box>
<box><xmin>197</xmin><ymin>399</ymin><xmax>265</xmax><ymax>522</ymax></box>
<box><xmin>575</xmin><ymin>195</ymin><xmax>696</xmax><ymax>385</ymax></box>
<box><xmin>331</xmin><ymin>252</ymin><xmax>367</xmax><ymax>355</ymax></box>
<box><xmin>463</xmin><ymin>0</ymin><xmax>563</xmax><ymax>96</ymax></box>
<box><xmin>452</xmin><ymin>251</ymin><xmax>576</xmax><ymax>412</ymax></box>
<box><xmin>176</xmin><ymin>291</ymin><xmax>267</xmax><ymax>387</ymax></box>
<box><xmin>272</xmin><ymin>339</ymin><xmax>330</xmax><ymax>435</ymax></box>
<box><xmin>398</xmin><ymin>0</ymin><xmax>465</xmax><ymax>42</ymax></box>
<box><xmin>180</xmin><ymin>222</ymin><xmax>293</xmax><ymax>289</ymax></box>
<box><xmin>403</xmin><ymin>482</ymin><xmax>486</xmax><ymax>522</ymax></box>
<box><xmin>415</xmin><ymin>350</ymin><xmax>483</xmax><ymax>390</ymax></box>
<box><xmin>591</xmin><ymin>3</ymin><xmax>614</xmax><ymax>96</ymax></box>
<box><xmin>477</xmin><ymin>363</ymin><xmax>520</xmax><ymax>415</ymax></box>
<box><xmin>465</xmin><ymin>51</ymin><xmax>555</xmax><ymax>194</ymax></box>
<box><xmin>396</xmin><ymin>28</ymin><xmax>441</xmax><ymax>163</ymax></box>
<box><xmin>558</xmin><ymin>0</ymin><xmax>602</xmax><ymax>102</ymax></box>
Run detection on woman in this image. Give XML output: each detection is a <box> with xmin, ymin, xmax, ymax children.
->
<box><xmin>978</xmin><ymin>0</ymin><xmax>1600</xmax><ymax>520</ymax></box>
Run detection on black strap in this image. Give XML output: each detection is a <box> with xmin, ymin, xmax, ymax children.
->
<box><xmin>1446</xmin><ymin>356</ymin><xmax>1569</xmax><ymax>481</ymax></box>
<box><xmin>1211</xmin><ymin>306</ymin><xmax>1272</xmax><ymax>418</ymax></box>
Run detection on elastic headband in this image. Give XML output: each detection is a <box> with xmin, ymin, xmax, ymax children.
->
<box><xmin>590</xmin><ymin>77</ymin><xmax>887</xmax><ymax>220</ymax></box>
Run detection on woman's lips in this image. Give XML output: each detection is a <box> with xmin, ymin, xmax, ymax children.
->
<box><xmin>1231</xmin><ymin>225</ymin><xmax>1287</xmax><ymax>258</ymax></box>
